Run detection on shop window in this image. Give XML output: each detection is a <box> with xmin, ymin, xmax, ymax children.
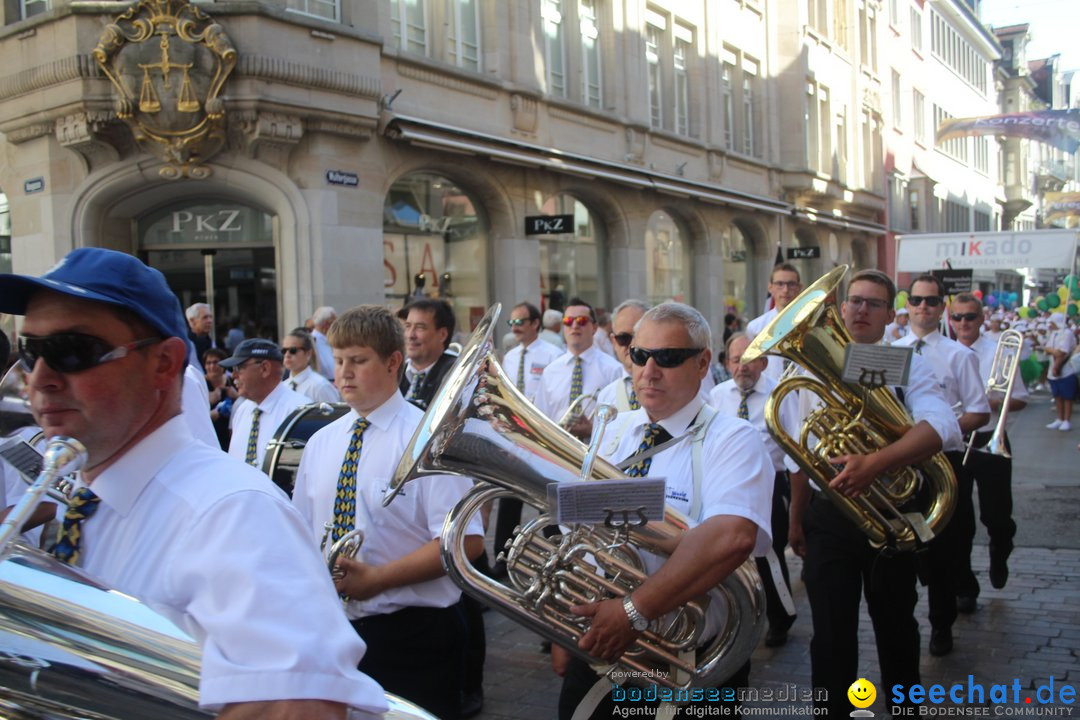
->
<box><xmin>536</xmin><ymin>194</ymin><xmax>603</xmax><ymax>311</ymax></box>
<box><xmin>645</xmin><ymin>210</ymin><xmax>690</xmax><ymax>305</ymax></box>
<box><xmin>721</xmin><ymin>224</ymin><xmax>750</xmax><ymax>320</ymax></box>
<box><xmin>383</xmin><ymin>172</ymin><xmax>489</xmax><ymax>334</ymax></box>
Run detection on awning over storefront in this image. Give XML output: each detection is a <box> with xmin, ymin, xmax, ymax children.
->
<box><xmin>896</xmin><ymin>229</ymin><xmax>1079</xmax><ymax>271</ymax></box>
<box><xmin>384</xmin><ymin>114</ymin><xmax>886</xmax><ymax>235</ymax></box>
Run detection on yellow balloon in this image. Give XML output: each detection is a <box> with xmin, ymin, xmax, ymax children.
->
<box><xmin>1059</xmin><ymin>286</ymin><xmax>1070</xmax><ymax>301</ymax></box>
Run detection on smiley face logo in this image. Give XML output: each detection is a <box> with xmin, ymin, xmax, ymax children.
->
<box><xmin>847</xmin><ymin>678</ymin><xmax>876</xmax><ymax>708</ymax></box>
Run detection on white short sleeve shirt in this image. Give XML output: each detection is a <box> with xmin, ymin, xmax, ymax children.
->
<box><xmin>502</xmin><ymin>338</ymin><xmax>563</xmax><ymax>402</ymax></box>
<box><xmin>284</xmin><ymin>366</ymin><xmax>341</xmax><ymax>404</ymax></box>
<box><xmin>708</xmin><ymin>375</ymin><xmax>801</xmax><ymax>474</ymax></box>
<box><xmin>228</xmin><ymin>383</ymin><xmax>310</xmax><ymax>469</ymax></box>
<box><xmin>533</xmin><ymin>346</ymin><xmax>624</xmax><ymax>421</ymax></box>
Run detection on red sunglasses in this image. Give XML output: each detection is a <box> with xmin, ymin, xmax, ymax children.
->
<box><xmin>562</xmin><ymin>316</ymin><xmax>591</xmax><ymax>327</ymax></box>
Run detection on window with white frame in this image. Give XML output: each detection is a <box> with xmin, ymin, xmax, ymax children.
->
<box><xmin>807</xmin><ymin>0</ymin><xmax>826</xmax><ymax>34</ymax></box>
<box><xmin>974</xmin><ymin>137</ymin><xmax>989</xmax><ymax>175</ymax></box>
<box><xmin>910</xmin><ymin>6</ymin><xmax>922</xmax><ymax>52</ymax></box>
<box><xmin>834</xmin><ymin>0</ymin><xmax>849</xmax><ymax>49</ymax></box>
<box><xmin>288</xmin><ymin>0</ymin><xmax>338</xmax><ymax>21</ymax></box>
<box><xmin>742</xmin><ymin>58</ymin><xmax>758</xmax><ymax>156</ymax></box>
<box><xmin>646</xmin><ymin>16</ymin><xmax>664</xmax><ymax>129</ymax></box>
<box><xmin>807</xmin><ymin>81</ymin><xmax>819</xmax><ymax>170</ymax></box>
<box><xmin>543</xmin><ymin>0</ymin><xmax>567</xmax><ymax>97</ymax></box>
<box><xmin>930</xmin><ymin>9</ymin><xmax>987</xmax><ymax>93</ymax></box>
<box><xmin>391</xmin><ymin>0</ymin><xmax>428</xmax><ymax>54</ymax></box>
<box><xmin>819</xmin><ymin>86</ymin><xmax>831</xmax><ymax>171</ymax></box>
<box><xmin>836</xmin><ymin>110</ymin><xmax>848</xmax><ymax>182</ymax></box>
<box><xmin>673</xmin><ymin>24</ymin><xmax>692</xmax><ymax>136</ymax></box>
<box><xmin>20</xmin><ymin>0</ymin><xmax>49</xmax><ymax>19</ymax></box>
<box><xmin>889</xmin><ymin>0</ymin><xmax>899</xmax><ymax>27</ymax></box>
<box><xmin>580</xmin><ymin>0</ymin><xmax>602</xmax><ymax>108</ymax></box>
<box><xmin>913</xmin><ymin>89</ymin><xmax>926</xmax><ymax>144</ymax></box>
<box><xmin>934</xmin><ymin>105</ymin><xmax>967</xmax><ymax>162</ymax></box>
<box><xmin>891</xmin><ymin>70</ymin><xmax>902</xmax><ymax>127</ymax></box>
<box><xmin>858</xmin><ymin>1</ymin><xmax>877</xmax><ymax>71</ymax></box>
<box><xmin>447</xmin><ymin>0</ymin><xmax>480</xmax><ymax>71</ymax></box>
<box><xmin>721</xmin><ymin>57</ymin><xmax>736</xmax><ymax>151</ymax></box>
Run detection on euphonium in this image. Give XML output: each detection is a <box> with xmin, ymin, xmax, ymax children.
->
<box><xmin>742</xmin><ymin>265</ymin><xmax>956</xmax><ymax>551</ymax></box>
<box><xmin>962</xmin><ymin>328</ymin><xmax>1023</xmax><ymax>465</ymax></box>
<box><xmin>385</xmin><ymin>305</ymin><xmax>765</xmax><ymax>691</ymax></box>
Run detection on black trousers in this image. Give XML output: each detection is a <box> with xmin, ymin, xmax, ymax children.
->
<box><xmin>352</xmin><ymin>603</ymin><xmax>467</xmax><ymax>720</ymax></box>
<box><xmin>559</xmin><ymin>654</ymin><xmax>751</xmax><ymax>720</ymax></box>
<box><xmin>755</xmin><ymin>471</ymin><xmax>796</xmax><ymax>631</ymax></box>
<box><xmin>963</xmin><ymin>432</ymin><xmax>1016</xmax><ymax>576</ymax></box>
<box><xmin>926</xmin><ymin>451</ymin><xmax>975</xmax><ymax>628</ymax></box>
<box><xmin>803</xmin><ymin>494</ymin><xmax>921</xmax><ymax>718</ymax></box>
<box><xmin>493</xmin><ymin>497</ymin><xmax>523</xmax><ymax>568</ymax></box>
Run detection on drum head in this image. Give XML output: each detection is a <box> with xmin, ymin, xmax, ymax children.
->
<box><xmin>261</xmin><ymin>402</ymin><xmax>350</xmax><ymax>495</ymax></box>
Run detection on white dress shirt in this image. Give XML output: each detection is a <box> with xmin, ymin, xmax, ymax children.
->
<box><xmin>69</xmin><ymin>416</ymin><xmax>387</xmax><ymax>715</ymax></box>
<box><xmin>0</xmin><ymin>425</ymin><xmax>47</xmax><ymax>548</ymax></box>
<box><xmin>969</xmin><ymin>333</ymin><xmax>1029</xmax><ymax>433</ymax></box>
<box><xmin>745</xmin><ymin>307</ymin><xmax>785</xmax><ymax>382</ymax></box>
<box><xmin>708</xmin><ymin>375</ymin><xmax>801</xmax><ymax>474</ymax></box>
<box><xmin>1047</xmin><ymin>328</ymin><xmax>1077</xmax><ymax>379</ymax></box>
<box><xmin>893</xmin><ymin>331</ymin><xmax>989</xmax><ymax>450</ymax></box>
<box><xmin>533</xmin><ymin>346</ymin><xmax>624</xmax><ymax>421</ymax></box>
<box><xmin>291</xmin><ymin>391</ymin><xmax>482</xmax><ymax>618</ymax></box>
<box><xmin>284</xmin><ymin>366</ymin><xmax>340</xmax><ymax>404</ymax></box>
<box><xmin>596</xmin><ymin>370</ymin><xmax>635</xmax><ymax>413</ymax></box>
<box><xmin>311</xmin><ymin>329</ymin><xmax>336</xmax><ymax>381</ymax></box>
<box><xmin>182</xmin><ymin>364</ymin><xmax>218</xmax><ymax>448</ymax></box>
<box><xmin>502</xmin><ymin>338</ymin><xmax>563</xmax><ymax>402</ymax></box>
<box><xmin>228</xmin><ymin>383</ymin><xmax>309</xmax><ymax>469</ymax></box>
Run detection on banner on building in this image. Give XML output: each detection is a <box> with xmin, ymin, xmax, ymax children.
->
<box><xmin>1044</xmin><ymin>192</ymin><xmax>1080</xmax><ymax>225</ymax></box>
<box><xmin>935</xmin><ymin>110</ymin><xmax>1080</xmax><ymax>154</ymax></box>
<box><xmin>896</xmin><ymin>230</ymin><xmax>1078</xmax><ymax>271</ymax></box>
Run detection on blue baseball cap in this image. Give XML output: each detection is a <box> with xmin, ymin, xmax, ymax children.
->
<box><xmin>0</xmin><ymin>247</ymin><xmax>188</xmax><ymax>341</ymax></box>
<box><xmin>218</xmin><ymin>338</ymin><xmax>283</xmax><ymax>367</ymax></box>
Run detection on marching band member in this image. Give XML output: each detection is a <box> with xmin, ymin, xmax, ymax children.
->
<box><xmin>553</xmin><ymin>302</ymin><xmax>773</xmax><ymax>719</ymax></box>
<box><xmin>399</xmin><ymin>298</ymin><xmax>458</xmax><ymax>411</ymax></box>
<box><xmin>0</xmin><ymin>248</ymin><xmax>387</xmax><ymax>719</ymax></box>
<box><xmin>892</xmin><ymin>275</ymin><xmax>989</xmax><ymax>653</ymax></box>
<box><xmin>282</xmin><ymin>328</ymin><xmax>340</xmax><ymax>403</ymax></box>
<box><xmin>708</xmin><ymin>332</ymin><xmax>804</xmax><ymax>648</ymax></box>
<box><xmin>222</xmin><ymin>339</ymin><xmax>308</xmax><ymax>471</ymax></box>
<box><xmin>291</xmin><ymin>304</ymin><xmax>484</xmax><ymax>720</ymax></box>
<box><xmin>533</xmin><ymin>298</ymin><xmax>623</xmax><ymax>440</ymax></box>
<box><xmin>595</xmin><ymin>300</ymin><xmax>651</xmax><ymax>413</ymax></box>
<box><xmin>948</xmin><ymin>293</ymin><xmax>1028</xmax><ymax>591</ymax></box>
<box><xmin>790</xmin><ymin>269</ymin><xmax>960</xmax><ymax>718</ymax></box>
<box><xmin>745</xmin><ymin>263</ymin><xmax>803</xmax><ymax>382</ymax></box>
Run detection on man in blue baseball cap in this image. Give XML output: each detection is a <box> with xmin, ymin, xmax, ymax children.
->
<box><xmin>0</xmin><ymin>248</ymin><xmax>387</xmax><ymax>719</ymax></box>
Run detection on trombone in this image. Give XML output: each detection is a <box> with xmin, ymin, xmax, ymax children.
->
<box><xmin>962</xmin><ymin>329</ymin><xmax>1023</xmax><ymax>465</ymax></box>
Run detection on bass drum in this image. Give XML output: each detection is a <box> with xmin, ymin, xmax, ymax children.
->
<box><xmin>262</xmin><ymin>402</ymin><xmax>350</xmax><ymax>495</ymax></box>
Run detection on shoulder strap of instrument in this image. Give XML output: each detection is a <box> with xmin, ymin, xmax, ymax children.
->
<box><xmin>689</xmin><ymin>405</ymin><xmax>718</xmax><ymax>523</ymax></box>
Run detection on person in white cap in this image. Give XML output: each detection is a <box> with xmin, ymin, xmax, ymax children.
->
<box><xmin>1042</xmin><ymin>312</ymin><xmax>1076</xmax><ymax>431</ymax></box>
<box><xmin>885</xmin><ymin>307</ymin><xmax>910</xmax><ymax>342</ymax></box>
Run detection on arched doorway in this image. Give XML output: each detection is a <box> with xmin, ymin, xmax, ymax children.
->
<box><xmin>139</xmin><ymin>200</ymin><xmax>278</xmax><ymax>343</ymax></box>
<box><xmin>383</xmin><ymin>171</ymin><xmax>490</xmax><ymax>335</ymax></box>
<box><xmin>645</xmin><ymin>209</ymin><xmax>691</xmax><ymax>305</ymax></box>
<box><xmin>536</xmin><ymin>193</ymin><xmax>604</xmax><ymax>311</ymax></box>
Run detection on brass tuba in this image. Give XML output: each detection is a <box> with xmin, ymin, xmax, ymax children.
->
<box><xmin>742</xmin><ymin>266</ymin><xmax>956</xmax><ymax>550</ymax></box>
<box><xmin>385</xmin><ymin>305</ymin><xmax>765</xmax><ymax>691</ymax></box>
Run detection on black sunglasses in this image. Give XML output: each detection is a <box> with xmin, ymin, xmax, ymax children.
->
<box><xmin>629</xmin><ymin>346</ymin><xmax>703</xmax><ymax>368</ymax></box>
<box><xmin>282</xmin><ymin>347</ymin><xmax>305</xmax><ymax>355</ymax></box>
<box><xmin>611</xmin><ymin>332</ymin><xmax>633</xmax><ymax>347</ymax></box>
<box><xmin>18</xmin><ymin>333</ymin><xmax>160</xmax><ymax>374</ymax></box>
<box><xmin>950</xmin><ymin>312</ymin><xmax>980</xmax><ymax>322</ymax></box>
<box><xmin>908</xmin><ymin>295</ymin><xmax>943</xmax><ymax>307</ymax></box>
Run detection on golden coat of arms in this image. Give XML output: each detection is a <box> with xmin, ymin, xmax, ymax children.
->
<box><xmin>93</xmin><ymin>0</ymin><xmax>236</xmax><ymax>178</ymax></box>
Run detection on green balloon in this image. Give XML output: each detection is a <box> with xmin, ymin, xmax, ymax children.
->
<box><xmin>1072</xmin><ymin>287</ymin><xmax>1080</xmax><ymax>301</ymax></box>
<box><xmin>1037</xmin><ymin>299</ymin><xmax>1050</xmax><ymax>311</ymax></box>
<box><xmin>1069</xmin><ymin>303</ymin><xmax>1079</xmax><ymax>317</ymax></box>
<box><xmin>1047</xmin><ymin>293</ymin><xmax>1061</xmax><ymax>308</ymax></box>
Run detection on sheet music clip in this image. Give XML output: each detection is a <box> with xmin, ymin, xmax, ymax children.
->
<box><xmin>548</xmin><ymin>478</ymin><xmax>666</xmax><ymax>527</ymax></box>
<box><xmin>841</xmin><ymin>344</ymin><xmax>914</xmax><ymax>388</ymax></box>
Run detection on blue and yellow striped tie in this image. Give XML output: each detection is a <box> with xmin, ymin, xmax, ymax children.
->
<box><xmin>408</xmin><ymin>371</ymin><xmax>427</xmax><ymax>402</ymax></box>
<box><xmin>624</xmin><ymin>423</ymin><xmax>665</xmax><ymax>478</ymax></box>
<box><xmin>738</xmin><ymin>389</ymin><xmax>752</xmax><ymax>420</ymax></box>
<box><xmin>245</xmin><ymin>407</ymin><xmax>262</xmax><ymax>466</ymax></box>
<box><xmin>50</xmin><ymin>488</ymin><xmax>100</xmax><ymax>565</ymax></box>
<box><xmin>625</xmin><ymin>377</ymin><xmax>640</xmax><ymax>411</ymax></box>
<box><xmin>569</xmin><ymin>356</ymin><xmax>584</xmax><ymax>404</ymax></box>
<box><xmin>332</xmin><ymin>418</ymin><xmax>370</xmax><ymax>542</ymax></box>
<box><xmin>517</xmin><ymin>349</ymin><xmax>527</xmax><ymax>392</ymax></box>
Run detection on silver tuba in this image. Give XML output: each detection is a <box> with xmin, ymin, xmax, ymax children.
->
<box><xmin>962</xmin><ymin>328</ymin><xmax>1023</xmax><ymax>465</ymax></box>
<box><xmin>385</xmin><ymin>305</ymin><xmax>765</xmax><ymax>691</ymax></box>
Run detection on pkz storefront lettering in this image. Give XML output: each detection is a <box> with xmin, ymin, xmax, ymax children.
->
<box><xmin>525</xmin><ymin>214</ymin><xmax>575</xmax><ymax>235</ymax></box>
<box><xmin>171</xmin><ymin>209</ymin><xmax>243</xmax><ymax>236</ymax></box>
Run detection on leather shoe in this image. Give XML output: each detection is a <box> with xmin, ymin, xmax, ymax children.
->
<box><xmin>956</xmin><ymin>595</ymin><xmax>977</xmax><ymax>614</ymax></box>
<box><xmin>989</xmin><ymin>549</ymin><xmax>1010</xmax><ymax>589</ymax></box>
<box><xmin>460</xmin><ymin>689</ymin><xmax>483</xmax><ymax>719</ymax></box>
<box><xmin>929</xmin><ymin>627</ymin><xmax>953</xmax><ymax>657</ymax></box>
<box><xmin>765</xmin><ymin>626</ymin><xmax>789</xmax><ymax>647</ymax></box>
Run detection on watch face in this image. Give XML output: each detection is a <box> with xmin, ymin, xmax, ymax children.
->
<box><xmin>632</xmin><ymin>616</ymin><xmax>649</xmax><ymax>631</ymax></box>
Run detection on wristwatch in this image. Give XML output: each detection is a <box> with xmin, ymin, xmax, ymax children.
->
<box><xmin>622</xmin><ymin>594</ymin><xmax>650</xmax><ymax>632</ymax></box>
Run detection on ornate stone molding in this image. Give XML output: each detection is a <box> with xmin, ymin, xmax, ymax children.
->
<box><xmin>0</xmin><ymin>55</ymin><xmax>100</xmax><ymax>100</ymax></box>
<box><xmin>236</xmin><ymin>55</ymin><xmax>381</xmax><ymax>100</ymax></box>
<box><xmin>305</xmin><ymin>117</ymin><xmax>375</xmax><ymax>140</ymax></box>
<box><xmin>511</xmin><ymin>93</ymin><xmax>538</xmax><ymax>134</ymax></box>
<box><xmin>55</xmin><ymin>111</ymin><xmax>121</xmax><ymax>169</ymax></box>
<box><xmin>708</xmin><ymin>151</ymin><xmax>726</xmax><ymax>182</ymax></box>
<box><xmin>5</xmin><ymin>123</ymin><xmax>53</xmax><ymax>144</ymax></box>
<box><xmin>229</xmin><ymin>109</ymin><xmax>302</xmax><ymax>170</ymax></box>
<box><xmin>396</xmin><ymin>62</ymin><xmax>497</xmax><ymax>101</ymax></box>
<box><xmin>624</xmin><ymin>127</ymin><xmax>647</xmax><ymax>165</ymax></box>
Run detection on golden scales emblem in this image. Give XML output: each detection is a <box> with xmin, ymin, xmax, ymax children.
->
<box><xmin>93</xmin><ymin>0</ymin><xmax>236</xmax><ymax>178</ymax></box>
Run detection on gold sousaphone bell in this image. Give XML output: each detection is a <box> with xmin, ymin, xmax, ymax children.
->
<box><xmin>742</xmin><ymin>265</ymin><xmax>957</xmax><ymax>550</ymax></box>
<box><xmin>384</xmin><ymin>304</ymin><xmax>765</xmax><ymax>692</ymax></box>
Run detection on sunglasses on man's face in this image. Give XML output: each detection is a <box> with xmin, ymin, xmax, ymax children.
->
<box><xmin>908</xmin><ymin>295</ymin><xmax>943</xmax><ymax>307</ymax></box>
<box><xmin>628</xmin><ymin>346</ymin><xmax>704</xmax><ymax>368</ymax></box>
<box><xmin>506</xmin><ymin>318</ymin><xmax>531</xmax><ymax>327</ymax></box>
<box><xmin>950</xmin><ymin>312</ymin><xmax>980</xmax><ymax>322</ymax></box>
<box><xmin>562</xmin><ymin>316</ymin><xmax>591</xmax><ymax>328</ymax></box>
<box><xmin>282</xmin><ymin>347</ymin><xmax>305</xmax><ymax>355</ymax></box>
<box><xmin>611</xmin><ymin>332</ymin><xmax>633</xmax><ymax>347</ymax></box>
<box><xmin>17</xmin><ymin>332</ymin><xmax>160</xmax><ymax>374</ymax></box>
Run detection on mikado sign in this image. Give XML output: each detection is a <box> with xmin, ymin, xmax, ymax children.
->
<box><xmin>896</xmin><ymin>230</ymin><xmax>1078</xmax><ymax>271</ymax></box>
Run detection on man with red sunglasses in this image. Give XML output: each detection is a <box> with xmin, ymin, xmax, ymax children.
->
<box><xmin>948</xmin><ymin>292</ymin><xmax>1027</xmax><ymax>594</ymax></box>
<box><xmin>893</xmin><ymin>274</ymin><xmax>989</xmax><ymax>655</ymax></box>
<box><xmin>0</xmin><ymin>248</ymin><xmax>387</xmax><ymax>719</ymax></box>
<box><xmin>533</xmin><ymin>298</ymin><xmax>622</xmax><ymax>439</ymax></box>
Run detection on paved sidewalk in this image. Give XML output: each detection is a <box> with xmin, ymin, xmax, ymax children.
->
<box><xmin>472</xmin><ymin>391</ymin><xmax>1080</xmax><ymax>719</ymax></box>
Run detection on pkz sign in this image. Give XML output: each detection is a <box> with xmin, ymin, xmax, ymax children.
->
<box><xmin>139</xmin><ymin>203</ymin><xmax>273</xmax><ymax>246</ymax></box>
<box><xmin>525</xmin><ymin>214</ymin><xmax>574</xmax><ymax>235</ymax></box>
<box><xmin>787</xmin><ymin>246</ymin><xmax>821</xmax><ymax>259</ymax></box>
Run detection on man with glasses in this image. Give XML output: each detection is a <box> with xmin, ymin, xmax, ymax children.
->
<box><xmin>746</xmin><ymin>263</ymin><xmax>803</xmax><ymax>382</ymax></box>
<box><xmin>595</xmin><ymin>299</ymin><xmax>651</xmax><ymax>412</ymax></box>
<box><xmin>789</xmin><ymin>269</ymin><xmax>960</xmax><ymax>718</ymax></box>
<box><xmin>222</xmin><ymin>338</ymin><xmax>308</xmax><ymax>471</ymax></box>
<box><xmin>0</xmin><ymin>248</ymin><xmax>388</xmax><ymax>719</ymax></box>
<box><xmin>893</xmin><ymin>274</ymin><xmax>988</xmax><ymax>653</ymax></box>
<box><xmin>534</xmin><ymin>298</ymin><xmax>622</xmax><ymax>440</ymax></box>
<box><xmin>948</xmin><ymin>292</ymin><xmax>1027</xmax><ymax>593</ymax></box>
<box><xmin>552</xmin><ymin>302</ymin><xmax>773</xmax><ymax>719</ymax></box>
